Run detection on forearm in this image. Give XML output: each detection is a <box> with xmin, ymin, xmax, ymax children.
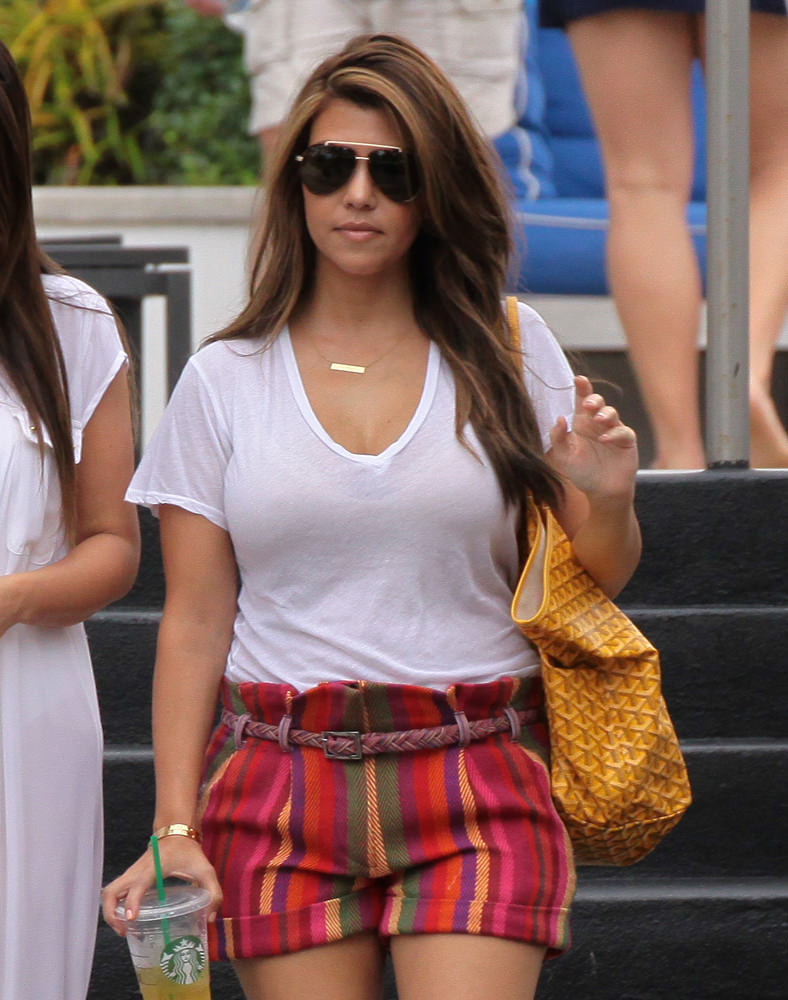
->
<box><xmin>151</xmin><ymin>613</ymin><xmax>231</xmax><ymax>829</ymax></box>
<box><xmin>569</xmin><ymin>493</ymin><xmax>642</xmax><ymax>598</ymax></box>
<box><xmin>3</xmin><ymin>529</ymin><xmax>139</xmax><ymax>629</ymax></box>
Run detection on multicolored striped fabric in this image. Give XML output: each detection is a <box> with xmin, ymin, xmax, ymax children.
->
<box><xmin>198</xmin><ymin>676</ymin><xmax>576</xmax><ymax>961</ymax></box>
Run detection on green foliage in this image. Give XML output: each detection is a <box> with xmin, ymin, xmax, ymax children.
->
<box><xmin>141</xmin><ymin>4</ymin><xmax>260</xmax><ymax>185</ymax></box>
<box><xmin>4</xmin><ymin>0</ymin><xmax>259</xmax><ymax>184</ymax></box>
<box><xmin>2</xmin><ymin>0</ymin><xmax>163</xmax><ymax>183</ymax></box>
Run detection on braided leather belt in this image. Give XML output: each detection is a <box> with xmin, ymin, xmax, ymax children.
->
<box><xmin>222</xmin><ymin>705</ymin><xmax>536</xmax><ymax>760</ymax></box>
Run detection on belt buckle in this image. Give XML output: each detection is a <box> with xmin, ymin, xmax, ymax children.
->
<box><xmin>321</xmin><ymin>730</ymin><xmax>363</xmax><ymax>760</ymax></box>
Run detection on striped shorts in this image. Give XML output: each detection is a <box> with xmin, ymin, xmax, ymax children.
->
<box><xmin>198</xmin><ymin>675</ymin><xmax>576</xmax><ymax>961</ymax></box>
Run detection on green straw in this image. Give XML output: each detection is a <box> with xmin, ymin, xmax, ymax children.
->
<box><xmin>149</xmin><ymin>833</ymin><xmax>171</xmax><ymax>947</ymax></box>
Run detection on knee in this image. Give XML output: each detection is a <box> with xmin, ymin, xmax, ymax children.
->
<box><xmin>605</xmin><ymin>164</ymin><xmax>692</xmax><ymax>209</ymax></box>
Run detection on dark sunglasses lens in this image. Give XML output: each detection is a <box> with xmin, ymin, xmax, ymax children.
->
<box><xmin>299</xmin><ymin>145</ymin><xmax>355</xmax><ymax>194</ymax></box>
<box><xmin>368</xmin><ymin>149</ymin><xmax>415</xmax><ymax>202</ymax></box>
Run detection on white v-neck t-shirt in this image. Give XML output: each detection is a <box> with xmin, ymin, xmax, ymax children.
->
<box><xmin>128</xmin><ymin>302</ymin><xmax>575</xmax><ymax>690</ymax></box>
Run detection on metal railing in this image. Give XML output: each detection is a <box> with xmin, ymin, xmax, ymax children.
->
<box><xmin>41</xmin><ymin>238</ymin><xmax>192</xmax><ymax>399</ymax></box>
<box><xmin>705</xmin><ymin>0</ymin><xmax>750</xmax><ymax>468</ymax></box>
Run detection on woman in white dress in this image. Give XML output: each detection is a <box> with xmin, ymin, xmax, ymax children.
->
<box><xmin>0</xmin><ymin>42</ymin><xmax>140</xmax><ymax>1000</ymax></box>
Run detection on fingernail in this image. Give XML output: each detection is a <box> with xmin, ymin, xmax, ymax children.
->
<box><xmin>126</xmin><ymin>909</ymin><xmax>133</xmax><ymax>920</ymax></box>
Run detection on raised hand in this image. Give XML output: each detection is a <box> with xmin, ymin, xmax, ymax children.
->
<box><xmin>549</xmin><ymin>375</ymin><xmax>638</xmax><ymax>500</ymax></box>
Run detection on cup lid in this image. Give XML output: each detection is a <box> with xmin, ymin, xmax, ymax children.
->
<box><xmin>116</xmin><ymin>884</ymin><xmax>211</xmax><ymax>922</ymax></box>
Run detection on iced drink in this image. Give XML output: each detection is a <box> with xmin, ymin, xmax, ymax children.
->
<box><xmin>117</xmin><ymin>885</ymin><xmax>212</xmax><ymax>1000</ymax></box>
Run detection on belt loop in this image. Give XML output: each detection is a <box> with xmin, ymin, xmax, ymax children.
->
<box><xmin>277</xmin><ymin>713</ymin><xmax>293</xmax><ymax>752</ymax></box>
<box><xmin>504</xmin><ymin>706</ymin><xmax>521</xmax><ymax>741</ymax></box>
<box><xmin>453</xmin><ymin>710</ymin><xmax>471</xmax><ymax>747</ymax></box>
<box><xmin>233</xmin><ymin>712</ymin><xmax>251</xmax><ymax>750</ymax></box>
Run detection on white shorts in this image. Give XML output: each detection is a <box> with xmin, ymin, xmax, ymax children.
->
<box><xmin>234</xmin><ymin>0</ymin><xmax>522</xmax><ymax>137</ymax></box>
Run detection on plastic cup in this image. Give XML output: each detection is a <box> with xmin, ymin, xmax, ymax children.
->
<box><xmin>116</xmin><ymin>885</ymin><xmax>212</xmax><ymax>999</ymax></box>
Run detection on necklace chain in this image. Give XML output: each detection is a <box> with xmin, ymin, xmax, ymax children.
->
<box><xmin>308</xmin><ymin>331</ymin><xmax>410</xmax><ymax>374</ymax></box>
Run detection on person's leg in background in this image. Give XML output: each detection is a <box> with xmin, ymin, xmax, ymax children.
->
<box><xmin>744</xmin><ymin>11</ymin><xmax>788</xmax><ymax>467</ymax></box>
<box><xmin>568</xmin><ymin>10</ymin><xmax>705</xmax><ymax>469</ymax></box>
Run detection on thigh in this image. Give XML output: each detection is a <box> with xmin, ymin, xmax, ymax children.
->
<box><xmin>233</xmin><ymin>933</ymin><xmax>385</xmax><ymax>1000</ymax></box>
<box><xmin>567</xmin><ymin>10</ymin><xmax>698</xmax><ymax>192</ymax></box>
<box><xmin>391</xmin><ymin>933</ymin><xmax>545</xmax><ymax>1000</ymax></box>
<box><xmin>748</xmin><ymin>12</ymin><xmax>788</xmax><ymax>173</ymax></box>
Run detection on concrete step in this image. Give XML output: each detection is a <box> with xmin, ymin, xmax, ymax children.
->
<box><xmin>89</xmin><ymin>878</ymin><xmax>788</xmax><ymax>1000</ymax></box>
<box><xmin>100</xmin><ymin>740</ymin><xmax>788</xmax><ymax>885</ymax></box>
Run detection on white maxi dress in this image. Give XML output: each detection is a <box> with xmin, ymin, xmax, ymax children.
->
<box><xmin>0</xmin><ymin>274</ymin><xmax>126</xmax><ymax>1000</ymax></box>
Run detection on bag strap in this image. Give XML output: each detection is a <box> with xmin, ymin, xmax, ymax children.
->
<box><xmin>505</xmin><ymin>294</ymin><xmax>521</xmax><ymax>353</ymax></box>
<box><xmin>505</xmin><ymin>294</ymin><xmax>534</xmax><ymax>562</ymax></box>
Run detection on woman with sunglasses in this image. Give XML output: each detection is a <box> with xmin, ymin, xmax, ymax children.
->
<box><xmin>0</xmin><ymin>41</ymin><xmax>139</xmax><ymax>1000</ymax></box>
<box><xmin>103</xmin><ymin>34</ymin><xmax>640</xmax><ymax>1000</ymax></box>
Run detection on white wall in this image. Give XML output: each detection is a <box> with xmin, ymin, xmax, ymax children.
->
<box><xmin>33</xmin><ymin>186</ymin><xmax>258</xmax><ymax>442</ymax></box>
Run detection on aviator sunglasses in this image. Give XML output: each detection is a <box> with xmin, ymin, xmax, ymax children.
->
<box><xmin>295</xmin><ymin>140</ymin><xmax>419</xmax><ymax>203</ymax></box>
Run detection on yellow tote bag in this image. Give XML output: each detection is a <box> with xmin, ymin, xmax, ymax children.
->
<box><xmin>512</xmin><ymin>497</ymin><xmax>692</xmax><ymax>866</ymax></box>
<box><xmin>505</xmin><ymin>296</ymin><xmax>690</xmax><ymax>865</ymax></box>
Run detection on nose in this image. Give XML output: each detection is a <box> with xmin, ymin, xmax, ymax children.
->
<box><xmin>343</xmin><ymin>158</ymin><xmax>376</xmax><ymax>208</ymax></box>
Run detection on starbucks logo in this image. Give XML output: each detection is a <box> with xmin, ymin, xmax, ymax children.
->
<box><xmin>159</xmin><ymin>935</ymin><xmax>206</xmax><ymax>985</ymax></box>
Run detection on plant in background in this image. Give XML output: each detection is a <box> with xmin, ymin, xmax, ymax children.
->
<box><xmin>141</xmin><ymin>2</ymin><xmax>260</xmax><ymax>185</ymax></box>
<box><xmin>3</xmin><ymin>0</ymin><xmax>259</xmax><ymax>184</ymax></box>
<box><xmin>2</xmin><ymin>0</ymin><xmax>164</xmax><ymax>184</ymax></box>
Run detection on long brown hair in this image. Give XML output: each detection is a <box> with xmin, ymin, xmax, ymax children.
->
<box><xmin>0</xmin><ymin>41</ymin><xmax>78</xmax><ymax>534</ymax></box>
<box><xmin>209</xmin><ymin>33</ymin><xmax>563</xmax><ymax>507</ymax></box>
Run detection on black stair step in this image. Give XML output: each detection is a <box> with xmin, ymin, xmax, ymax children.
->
<box><xmin>119</xmin><ymin>473</ymin><xmax>788</xmax><ymax>611</ymax></box>
<box><xmin>583</xmin><ymin>740</ymin><xmax>788</xmax><ymax>881</ymax></box>
<box><xmin>100</xmin><ymin>740</ymin><xmax>788</xmax><ymax>884</ymax></box>
<box><xmin>89</xmin><ymin>603</ymin><xmax>788</xmax><ymax>744</ymax></box>
<box><xmin>621</xmin><ymin>470</ymin><xmax>788</xmax><ymax>607</ymax></box>
<box><xmin>90</xmin><ymin>879</ymin><xmax>788</xmax><ymax>1000</ymax></box>
<box><xmin>88</xmin><ymin>612</ymin><xmax>156</xmax><ymax>743</ymax></box>
<box><xmin>630</xmin><ymin>606</ymin><xmax>788</xmax><ymax>739</ymax></box>
<box><xmin>536</xmin><ymin>877</ymin><xmax>788</xmax><ymax>1000</ymax></box>
<box><xmin>115</xmin><ymin>509</ymin><xmax>163</xmax><ymax>609</ymax></box>
<box><xmin>102</xmin><ymin>750</ymin><xmax>155</xmax><ymax>881</ymax></box>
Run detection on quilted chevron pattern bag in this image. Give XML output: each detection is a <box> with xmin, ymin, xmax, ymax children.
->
<box><xmin>506</xmin><ymin>298</ymin><xmax>691</xmax><ymax>865</ymax></box>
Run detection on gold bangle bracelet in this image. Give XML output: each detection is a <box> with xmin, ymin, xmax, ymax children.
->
<box><xmin>152</xmin><ymin>823</ymin><xmax>201</xmax><ymax>843</ymax></box>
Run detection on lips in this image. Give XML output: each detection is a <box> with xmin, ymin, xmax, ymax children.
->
<box><xmin>336</xmin><ymin>222</ymin><xmax>381</xmax><ymax>233</ymax></box>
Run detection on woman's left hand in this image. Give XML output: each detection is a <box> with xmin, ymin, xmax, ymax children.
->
<box><xmin>549</xmin><ymin>376</ymin><xmax>638</xmax><ymax>500</ymax></box>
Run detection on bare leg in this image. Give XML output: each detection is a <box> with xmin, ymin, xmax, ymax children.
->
<box><xmin>746</xmin><ymin>13</ymin><xmax>788</xmax><ymax>467</ymax></box>
<box><xmin>232</xmin><ymin>932</ymin><xmax>385</xmax><ymax>1000</ymax></box>
<box><xmin>568</xmin><ymin>11</ymin><xmax>705</xmax><ymax>469</ymax></box>
<box><xmin>391</xmin><ymin>933</ymin><xmax>546</xmax><ymax>1000</ymax></box>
